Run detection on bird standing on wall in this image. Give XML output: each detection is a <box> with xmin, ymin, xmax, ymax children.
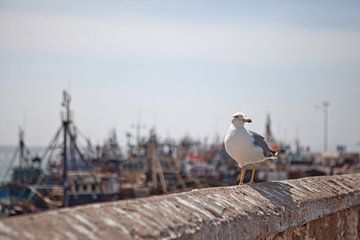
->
<box><xmin>224</xmin><ymin>112</ymin><xmax>277</xmax><ymax>185</ymax></box>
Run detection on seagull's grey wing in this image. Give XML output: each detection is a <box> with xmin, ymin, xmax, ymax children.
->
<box><xmin>249</xmin><ymin>131</ymin><xmax>276</xmax><ymax>157</ymax></box>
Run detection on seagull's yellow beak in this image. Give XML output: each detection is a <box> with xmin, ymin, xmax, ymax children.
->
<box><xmin>244</xmin><ymin>118</ymin><xmax>252</xmax><ymax>123</ymax></box>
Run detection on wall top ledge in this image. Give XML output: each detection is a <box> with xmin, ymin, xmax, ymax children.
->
<box><xmin>1</xmin><ymin>174</ymin><xmax>359</xmax><ymax>240</ymax></box>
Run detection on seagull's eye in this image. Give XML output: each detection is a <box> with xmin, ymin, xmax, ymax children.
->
<box><xmin>234</xmin><ymin>116</ymin><xmax>239</xmax><ymax>118</ymax></box>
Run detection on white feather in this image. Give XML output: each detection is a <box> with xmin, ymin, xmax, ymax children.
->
<box><xmin>224</xmin><ymin>119</ymin><xmax>276</xmax><ymax>167</ymax></box>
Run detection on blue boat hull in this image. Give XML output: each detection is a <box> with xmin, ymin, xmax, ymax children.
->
<box><xmin>68</xmin><ymin>193</ymin><xmax>119</xmax><ymax>206</ymax></box>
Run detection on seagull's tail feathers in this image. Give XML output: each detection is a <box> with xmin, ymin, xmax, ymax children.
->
<box><xmin>270</xmin><ymin>149</ymin><xmax>277</xmax><ymax>155</ymax></box>
<box><xmin>265</xmin><ymin>151</ymin><xmax>278</xmax><ymax>160</ymax></box>
<box><xmin>268</xmin><ymin>150</ymin><xmax>278</xmax><ymax>158</ymax></box>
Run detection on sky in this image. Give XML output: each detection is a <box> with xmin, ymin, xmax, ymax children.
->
<box><xmin>0</xmin><ymin>0</ymin><xmax>360</xmax><ymax>151</ymax></box>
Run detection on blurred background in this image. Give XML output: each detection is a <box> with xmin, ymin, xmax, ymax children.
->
<box><xmin>0</xmin><ymin>0</ymin><xmax>359</xmax><ymax>217</ymax></box>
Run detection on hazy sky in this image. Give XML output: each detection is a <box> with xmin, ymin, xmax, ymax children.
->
<box><xmin>1</xmin><ymin>0</ymin><xmax>360</xmax><ymax>151</ymax></box>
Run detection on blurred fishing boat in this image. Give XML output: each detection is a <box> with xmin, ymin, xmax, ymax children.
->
<box><xmin>0</xmin><ymin>91</ymin><xmax>197</xmax><ymax>217</ymax></box>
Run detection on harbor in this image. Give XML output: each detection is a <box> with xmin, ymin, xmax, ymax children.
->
<box><xmin>1</xmin><ymin>90</ymin><xmax>359</xmax><ymax>217</ymax></box>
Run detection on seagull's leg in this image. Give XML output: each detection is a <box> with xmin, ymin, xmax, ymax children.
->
<box><xmin>239</xmin><ymin>166</ymin><xmax>245</xmax><ymax>185</ymax></box>
<box><xmin>249</xmin><ymin>164</ymin><xmax>256</xmax><ymax>184</ymax></box>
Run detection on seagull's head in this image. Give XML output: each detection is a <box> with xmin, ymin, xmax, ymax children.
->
<box><xmin>231</xmin><ymin>112</ymin><xmax>252</xmax><ymax>127</ymax></box>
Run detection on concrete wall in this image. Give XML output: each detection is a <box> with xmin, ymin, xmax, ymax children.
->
<box><xmin>0</xmin><ymin>174</ymin><xmax>359</xmax><ymax>240</ymax></box>
<box><xmin>261</xmin><ymin>206</ymin><xmax>360</xmax><ymax>240</ymax></box>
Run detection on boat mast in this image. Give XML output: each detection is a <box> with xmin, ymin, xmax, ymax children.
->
<box><xmin>62</xmin><ymin>90</ymin><xmax>71</xmax><ymax>207</ymax></box>
<box><xmin>18</xmin><ymin>127</ymin><xmax>25</xmax><ymax>168</ymax></box>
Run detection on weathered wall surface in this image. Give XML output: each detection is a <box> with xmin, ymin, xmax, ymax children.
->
<box><xmin>260</xmin><ymin>206</ymin><xmax>360</xmax><ymax>240</ymax></box>
<box><xmin>0</xmin><ymin>174</ymin><xmax>359</xmax><ymax>240</ymax></box>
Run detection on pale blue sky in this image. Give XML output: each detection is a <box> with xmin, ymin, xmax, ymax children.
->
<box><xmin>1</xmin><ymin>0</ymin><xmax>360</xmax><ymax>151</ymax></box>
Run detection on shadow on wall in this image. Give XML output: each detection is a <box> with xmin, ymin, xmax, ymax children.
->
<box><xmin>248</xmin><ymin>181</ymin><xmax>296</xmax><ymax>207</ymax></box>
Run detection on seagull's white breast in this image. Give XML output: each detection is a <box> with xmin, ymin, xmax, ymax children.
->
<box><xmin>224</xmin><ymin>125</ymin><xmax>264</xmax><ymax>166</ymax></box>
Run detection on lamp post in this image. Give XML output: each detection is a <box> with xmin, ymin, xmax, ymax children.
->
<box><xmin>316</xmin><ymin>102</ymin><xmax>330</xmax><ymax>152</ymax></box>
<box><xmin>321</xmin><ymin>101</ymin><xmax>330</xmax><ymax>152</ymax></box>
<box><xmin>322</xmin><ymin>102</ymin><xmax>330</xmax><ymax>152</ymax></box>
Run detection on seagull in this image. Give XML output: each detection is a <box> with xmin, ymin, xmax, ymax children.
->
<box><xmin>224</xmin><ymin>112</ymin><xmax>277</xmax><ymax>185</ymax></box>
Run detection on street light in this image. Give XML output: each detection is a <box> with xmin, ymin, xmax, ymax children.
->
<box><xmin>316</xmin><ymin>101</ymin><xmax>330</xmax><ymax>152</ymax></box>
<box><xmin>322</xmin><ymin>102</ymin><xmax>330</xmax><ymax>152</ymax></box>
